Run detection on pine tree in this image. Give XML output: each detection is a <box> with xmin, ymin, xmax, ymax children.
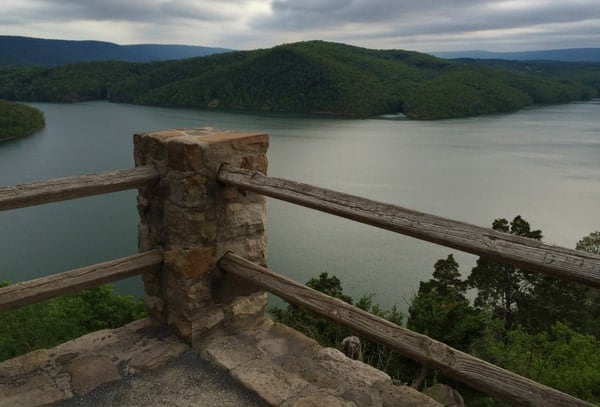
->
<box><xmin>408</xmin><ymin>254</ymin><xmax>483</xmax><ymax>351</ymax></box>
<box><xmin>467</xmin><ymin>216</ymin><xmax>542</xmax><ymax>334</ymax></box>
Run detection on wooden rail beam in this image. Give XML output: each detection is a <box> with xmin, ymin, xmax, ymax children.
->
<box><xmin>219</xmin><ymin>252</ymin><xmax>591</xmax><ymax>407</ymax></box>
<box><xmin>0</xmin><ymin>250</ymin><xmax>163</xmax><ymax>312</ymax></box>
<box><xmin>0</xmin><ymin>166</ymin><xmax>159</xmax><ymax>211</ymax></box>
<box><xmin>218</xmin><ymin>164</ymin><xmax>600</xmax><ymax>288</ymax></box>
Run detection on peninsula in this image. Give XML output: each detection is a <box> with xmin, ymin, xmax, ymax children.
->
<box><xmin>0</xmin><ymin>41</ymin><xmax>597</xmax><ymax>120</ymax></box>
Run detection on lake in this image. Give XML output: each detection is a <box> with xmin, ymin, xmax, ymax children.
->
<box><xmin>1</xmin><ymin>101</ymin><xmax>599</xmax><ymax>309</ymax></box>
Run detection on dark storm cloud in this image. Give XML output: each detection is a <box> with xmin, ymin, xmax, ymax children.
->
<box><xmin>258</xmin><ymin>0</ymin><xmax>491</xmax><ymax>29</ymax></box>
<box><xmin>254</xmin><ymin>0</ymin><xmax>600</xmax><ymax>42</ymax></box>
<box><xmin>356</xmin><ymin>4</ymin><xmax>600</xmax><ymax>39</ymax></box>
<box><xmin>16</xmin><ymin>0</ymin><xmax>238</xmax><ymax>23</ymax></box>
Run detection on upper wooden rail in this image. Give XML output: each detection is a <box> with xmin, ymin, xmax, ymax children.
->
<box><xmin>218</xmin><ymin>164</ymin><xmax>600</xmax><ymax>288</ymax></box>
<box><xmin>0</xmin><ymin>250</ymin><xmax>163</xmax><ymax>312</ymax></box>
<box><xmin>0</xmin><ymin>166</ymin><xmax>159</xmax><ymax>212</ymax></box>
<box><xmin>219</xmin><ymin>252</ymin><xmax>591</xmax><ymax>407</ymax></box>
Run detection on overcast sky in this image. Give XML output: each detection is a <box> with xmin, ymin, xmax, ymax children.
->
<box><xmin>1</xmin><ymin>0</ymin><xmax>599</xmax><ymax>52</ymax></box>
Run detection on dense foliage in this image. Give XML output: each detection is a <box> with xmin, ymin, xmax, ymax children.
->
<box><xmin>0</xmin><ymin>99</ymin><xmax>44</xmax><ymax>141</ymax></box>
<box><xmin>408</xmin><ymin>255</ymin><xmax>485</xmax><ymax>351</ymax></box>
<box><xmin>0</xmin><ymin>41</ymin><xmax>597</xmax><ymax>119</ymax></box>
<box><xmin>0</xmin><ymin>284</ymin><xmax>146</xmax><ymax>362</ymax></box>
<box><xmin>473</xmin><ymin>322</ymin><xmax>600</xmax><ymax>403</ymax></box>
<box><xmin>271</xmin><ymin>222</ymin><xmax>600</xmax><ymax>405</ymax></box>
<box><xmin>455</xmin><ymin>58</ymin><xmax>600</xmax><ymax>99</ymax></box>
<box><xmin>467</xmin><ymin>216</ymin><xmax>543</xmax><ymax>334</ymax></box>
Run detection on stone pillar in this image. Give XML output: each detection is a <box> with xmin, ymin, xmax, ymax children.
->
<box><xmin>134</xmin><ymin>128</ymin><xmax>268</xmax><ymax>341</ymax></box>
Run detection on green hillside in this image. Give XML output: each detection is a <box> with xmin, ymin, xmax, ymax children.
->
<box><xmin>451</xmin><ymin>58</ymin><xmax>600</xmax><ymax>99</ymax></box>
<box><xmin>0</xmin><ymin>41</ymin><xmax>597</xmax><ymax>119</ymax></box>
<box><xmin>0</xmin><ymin>100</ymin><xmax>44</xmax><ymax>141</ymax></box>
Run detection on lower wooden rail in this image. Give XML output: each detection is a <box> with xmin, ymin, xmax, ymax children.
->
<box><xmin>0</xmin><ymin>166</ymin><xmax>159</xmax><ymax>211</ymax></box>
<box><xmin>218</xmin><ymin>252</ymin><xmax>591</xmax><ymax>407</ymax></box>
<box><xmin>0</xmin><ymin>250</ymin><xmax>163</xmax><ymax>312</ymax></box>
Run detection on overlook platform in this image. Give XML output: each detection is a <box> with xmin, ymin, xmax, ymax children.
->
<box><xmin>1</xmin><ymin>127</ymin><xmax>597</xmax><ymax>406</ymax></box>
<box><xmin>0</xmin><ymin>313</ymin><xmax>439</xmax><ymax>406</ymax></box>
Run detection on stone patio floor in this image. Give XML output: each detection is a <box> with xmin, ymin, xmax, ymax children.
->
<box><xmin>0</xmin><ymin>317</ymin><xmax>440</xmax><ymax>406</ymax></box>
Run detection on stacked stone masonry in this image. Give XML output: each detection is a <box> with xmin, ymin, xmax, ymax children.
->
<box><xmin>134</xmin><ymin>128</ymin><xmax>269</xmax><ymax>341</ymax></box>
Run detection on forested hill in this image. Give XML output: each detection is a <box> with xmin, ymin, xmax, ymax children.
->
<box><xmin>0</xmin><ymin>41</ymin><xmax>598</xmax><ymax>120</ymax></box>
<box><xmin>446</xmin><ymin>58</ymin><xmax>600</xmax><ymax>98</ymax></box>
<box><xmin>0</xmin><ymin>36</ymin><xmax>230</xmax><ymax>66</ymax></box>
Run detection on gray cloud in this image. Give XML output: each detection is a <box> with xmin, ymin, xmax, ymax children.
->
<box><xmin>13</xmin><ymin>0</ymin><xmax>242</xmax><ymax>23</ymax></box>
<box><xmin>0</xmin><ymin>0</ymin><xmax>599</xmax><ymax>51</ymax></box>
<box><xmin>256</xmin><ymin>0</ymin><xmax>600</xmax><ymax>35</ymax></box>
<box><xmin>257</xmin><ymin>0</ymin><xmax>491</xmax><ymax>29</ymax></box>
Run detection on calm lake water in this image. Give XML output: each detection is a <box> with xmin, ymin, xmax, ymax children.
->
<box><xmin>1</xmin><ymin>101</ymin><xmax>599</xmax><ymax>309</ymax></box>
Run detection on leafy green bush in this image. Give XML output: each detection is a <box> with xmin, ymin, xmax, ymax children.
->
<box><xmin>473</xmin><ymin>322</ymin><xmax>600</xmax><ymax>402</ymax></box>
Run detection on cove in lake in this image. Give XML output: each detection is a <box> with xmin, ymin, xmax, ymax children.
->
<box><xmin>1</xmin><ymin>101</ymin><xmax>599</xmax><ymax>309</ymax></box>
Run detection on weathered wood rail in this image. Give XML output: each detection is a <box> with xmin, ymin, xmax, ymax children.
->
<box><xmin>219</xmin><ymin>252</ymin><xmax>591</xmax><ymax>407</ymax></box>
<box><xmin>218</xmin><ymin>164</ymin><xmax>600</xmax><ymax>288</ymax></box>
<box><xmin>0</xmin><ymin>250</ymin><xmax>162</xmax><ymax>312</ymax></box>
<box><xmin>0</xmin><ymin>166</ymin><xmax>163</xmax><ymax>312</ymax></box>
<box><xmin>0</xmin><ymin>166</ymin><xmax>159</xmax><ymax>211</ymax></box>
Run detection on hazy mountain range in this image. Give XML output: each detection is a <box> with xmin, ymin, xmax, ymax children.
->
<box><xmin>432</xmin><ymin>48</ymin><xmax>600</xmax><ymax>62</ymax></box>
<box><xmin>0</xmin><ymin>36</ymin><xmax>230</xmax><ymax>66</ymax></box>
<box><xmin>2</xmin><ymin>36</ymin><xmax>600</xmax><ymax>66</ymax></box>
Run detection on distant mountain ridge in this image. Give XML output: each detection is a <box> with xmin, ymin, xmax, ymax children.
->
<box><xmin>0</xmin><ymin>36</ymin><xmax>231</xmax><ymax>66</ymax></box>
<box><xmin>432</xmin><ymin>48</ymin><xmax>600</xmax><ymax>62</ymax></box>
<box><xmin>5</xmin><ymin>36</ymin><xmax>599</xmax><ymax>66</ymax></box>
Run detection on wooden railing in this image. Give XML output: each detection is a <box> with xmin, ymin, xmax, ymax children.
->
<box><xmin>0</xmin><ymin>251</ymin><xmax>162</xmax><ymax>312</ymax></box>
<box><xmin>217</xmin><ymin>164</ymin><xmax>600</xmax><ymax>407</ymax></box>
<box><xmin>217</xmin><ymin>164</ymin><xmax>600</xmax><ymax>288</ymax></box>
<box><xmin>0</xmin><ymin>167</ymin><xmax>163</xmax><ymax>311</ymax></box>
<box><xmin>219</xmin><ymin>253</ymin><xmax>588</xmax><ymax>406</ymax></box>
<box><xmin>0</xmin><ymin>166</ymin><xmax>159</xmax><ymax>211</ymax></box>
<box><xmin>1</xmin><ymin>159</ymin><xmax>599</xmax><ymax>406</ymax></box>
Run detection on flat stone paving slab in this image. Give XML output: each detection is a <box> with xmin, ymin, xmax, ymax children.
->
<box><xmin>198</xmin><ymin>318</ymin><xmax>441</xmax><ymax>407</ymax></box>
<box><xmin>0</xmin><ymin>318</ymin><xmax>266</xmax><ymax>407</ymax></box>
<box><xmin>60</xmin><ymin>349</ymin><xmax>268</xmax><ymax>407</ymax></box>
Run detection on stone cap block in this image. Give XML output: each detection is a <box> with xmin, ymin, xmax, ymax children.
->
<box><xmin>136</xmin><ymin>127</ymin><xmax>268</xmax><ymax>172</ymax></box>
